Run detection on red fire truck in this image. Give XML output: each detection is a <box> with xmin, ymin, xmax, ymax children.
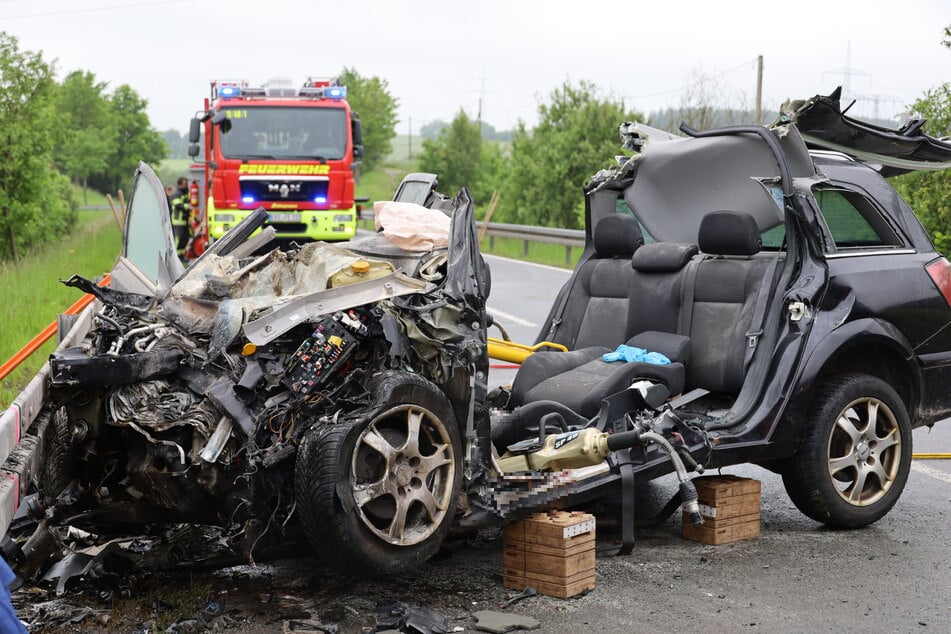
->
<box><xmin>186</xmin><ymin>78</ymin><xmax>364</xmax><ymax>255</ymax></box>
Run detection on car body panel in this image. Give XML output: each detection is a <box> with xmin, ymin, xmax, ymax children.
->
<box><xmin>779</xmin><ymin>87</ymin><xmax>951</xmax><ymax>176</ymax></box>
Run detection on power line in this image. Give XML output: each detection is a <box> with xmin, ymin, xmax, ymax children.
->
<box><xmin>620</xmin><ymin>57</ymin><xmax>759</xmax><ymax>101</ymax></box>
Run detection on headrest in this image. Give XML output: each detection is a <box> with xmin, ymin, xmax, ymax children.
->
<box><xmin>698</xmin><ymin>211</ymin><xmax>761</xmax><ymax>256</ymax></box>
<box><xmin>594</xmin><ymin>214</ymin><xmax>644</xmax><ymax>258</ymax></box>
<box><xmin>632</xmin><ymin>242</ymin><xmax>699</xmax><ymax>272</ymax></box>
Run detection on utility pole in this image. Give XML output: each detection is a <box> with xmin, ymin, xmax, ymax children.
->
<box><xmin>755</xmin><ymin>54</ymin><xmax>763</xmax><ymax>125</ymax></box>
<box><xmin>408</xmin><ymin>117</ymin><xmax>413</xmax><ymax>159</ymax></box>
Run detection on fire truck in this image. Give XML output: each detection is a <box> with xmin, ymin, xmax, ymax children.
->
<box><xmin>186</xmin><ymin>78</ymin><xmax>364</xmax><ymax>255</ymax></box>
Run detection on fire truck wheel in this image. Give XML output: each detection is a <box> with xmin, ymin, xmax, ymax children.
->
<box><xmin>295</xmin><ymin>372</ymin><xmax>462</xmax><ymax>575</ymax></box>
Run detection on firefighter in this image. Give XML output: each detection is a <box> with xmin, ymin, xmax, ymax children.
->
<box><xmin>169</xmin><ymin>176</ymin><xmax>191</xmax><ymax>254</ymax></box>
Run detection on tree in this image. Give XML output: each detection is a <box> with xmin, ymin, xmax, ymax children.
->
<box><xmin>0</xmin><ymin>32</ymin><xmax>75</xmax><ymax>261</ymax></box>
<box><xmin>162</xmin><ymin>128</ymin><xmax>188</xmax><ymax>159</ymax></box>
<box><xmin>53</xmin><ymin>70</ymin><xmax>113</xmax><ymax>204</ymax></box>
<box><xmin>417</xmin><ymin>110</ymin><xmax>483</xmax><ymax>198</ymax></box>
<box><xmin>96</xmin><ymin>84</ymin><xmax>167</xmax><ymax>194</ymax></box>
<box><xmin>338</xmin><ymin>67</ymin><xmax>399</xmax><ymax>171</ymax></box>
<box><xmin>419</xmin><ymin>119</ymin><xmax>448</xmax><ymax>140</ymax></box>
<box><xmin>498</xmin><ymin>80</ymin><xmax>641</xmax><ymax>229</ymax></box>
<box><xmin>890</xmin><ymin>24</ymin><xmax>951</xmax><ymax>255</ymax></box>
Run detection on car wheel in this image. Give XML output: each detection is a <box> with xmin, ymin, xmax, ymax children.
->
<box><xmin>40</xmin><ymin>406</ymin><xmax>74</xmax><ymax>500</ymax></box>
<box><xmin>294</xmin><ymin>371</ymin><xmax>462</xmax><ymax>575</ymax></box>
<box><xmin>782</xmin><ymin>373</ymin><xmax>912</xmax><ymax>528</ymax></box>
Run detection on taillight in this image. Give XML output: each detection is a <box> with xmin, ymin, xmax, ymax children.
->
<box><xmin>925</xmin><ymin>257</ymin><xmax>951</xmax><ymax>308</ymax></box>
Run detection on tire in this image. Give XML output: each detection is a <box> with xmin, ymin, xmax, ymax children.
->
<box><xmin>782</xmin><ymin>373</ymin><xmax>912</xmax><ymax>528</ymax></box>
<box><xmin>40</xmin><ymin>407</ymin><xmax>74</xmax><ymax>500</ymax></box>
<box><xmin>295</xmin><ymin>372</ymin><xmax>462</xmax><ymax>575</ymax></box>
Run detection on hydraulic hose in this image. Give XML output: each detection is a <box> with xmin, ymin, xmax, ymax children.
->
<box><xmin>640</xmin><ymin>430</ymin><xmax>703</xmax><ymax>525</ymax></box>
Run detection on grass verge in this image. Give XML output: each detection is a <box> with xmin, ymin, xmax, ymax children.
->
<box><xmin>0</xmin><ymin>210</ymin><xmax>121</xmax><ymax>406</ymax></box>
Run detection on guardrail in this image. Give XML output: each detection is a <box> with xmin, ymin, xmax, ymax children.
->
<box><xmin>360</xmin><ymin>211</ymin><xmax>587</xmax><ymax>265</ymax></box>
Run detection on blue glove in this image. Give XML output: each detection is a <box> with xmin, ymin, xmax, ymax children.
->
<box><xmin>602</xmin><ymin>345</ymin><xmax>670</xmax><ymax>365</ymax></box>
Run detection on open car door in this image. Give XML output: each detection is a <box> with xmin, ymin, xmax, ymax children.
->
<box><xmin>109</xmin><ymin>162</ymin><xmax>185</xmax><ymax>296</ymax></box>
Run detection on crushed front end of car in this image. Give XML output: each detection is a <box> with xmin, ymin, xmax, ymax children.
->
<box><xmin>16</xmin><ymin>166</ymin><xmax>489</xmax><ymax>577</ymax></box>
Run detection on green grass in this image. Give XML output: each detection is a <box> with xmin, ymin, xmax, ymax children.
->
<box><xmin>0</xmin><ymin>210</ymin><xmax>121</xmax><ymax>406</ymax></box>
<box><xmin>70</xmin><ymin>183</ymin><xmax>111</xmax><ymax>208</ymax></box>
<box><xmin>479</xmin><ymin>235</ymin><xmax>580</xmax><ymax>269</ymax></box>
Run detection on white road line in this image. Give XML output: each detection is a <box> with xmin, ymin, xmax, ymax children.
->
<box><xmin>482</xmin><ymin>253</ymin><xmax>573</xmax><ymax>275</ymax></box>
<box><xmin>911</xmin><ymin>462</ymin><xmax>951</xmax><ymax>485</ymax></box>
<box><xmin>487</xmin><ymin>307</ymin><xmax>538</xmax><ymax>329</ymax></box>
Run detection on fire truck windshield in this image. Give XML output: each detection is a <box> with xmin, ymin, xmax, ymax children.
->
<box><xmin>218</xmin><ymin>106</ymin><xmax>348</xmax><ymax>161</ymax></box>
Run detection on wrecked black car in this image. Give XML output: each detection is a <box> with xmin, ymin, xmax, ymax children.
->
<box><xmin>5</xmin><ymin>89</ymin><xmax>951</xmax><ymax>581</ymax></box>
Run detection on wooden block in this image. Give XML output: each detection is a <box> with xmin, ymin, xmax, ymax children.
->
<box><xmin>502</xmin><ymin>511</ymin><xmax>597</xmax><ymax>599</ymax></box>
<box><xmin>504</xmin><ymin>573</ymin><xmax>596</xmax><ymax>599</ymax></box>
<box><xmin>697</xmin><ymin>493</ymin><xmax>761</xmax><ymax>519</ymax></box>
<box><xmin>685</xmin><ymin>511</ymin><xmax>761</xmax><ymax>529</ymax></box>
<box><xmin>682</xmin><ymin>517</ymin><xmax>760</xmax><ymax>545</ymax></box>
<box><xmin>693</xmin><ymin>475</ymin><xmax>761</xmax><ymax>499</ymax></box>
<box><xmin>524</xmin><ymin>549</ymin><xmax>595</xmax><ymax>578</ymax></box>
<box><xmin>504</xmin><ymin>533</ymin><xmax>595</xmax><ymax>559</ymax></box>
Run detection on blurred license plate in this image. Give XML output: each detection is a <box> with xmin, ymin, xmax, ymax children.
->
<box><xmin>268</xmin><ymin>213</ymin><xmax>301</xmax><ymax>222</ymax></box>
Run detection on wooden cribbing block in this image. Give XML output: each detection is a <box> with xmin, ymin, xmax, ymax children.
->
<box><xmin>503</xmin><ymin>511</ymin><xmax>596</xmax><ymax>598</ymax></box>
<box><xmin>682</xmin><ymin>475</ymin><xmax>761</xmax><ymax>545</ymax></box>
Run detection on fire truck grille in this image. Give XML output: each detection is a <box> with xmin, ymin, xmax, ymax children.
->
<box><xmin>239</xmin><ymin>179</ymin><xmax>329</xmax><ymax>203</ymax></box>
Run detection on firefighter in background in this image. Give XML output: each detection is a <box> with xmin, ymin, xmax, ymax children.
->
<box><xmin>169</xmin><ymin>176</ymin><xmax>191</xmax><ymax>255</ymax></box>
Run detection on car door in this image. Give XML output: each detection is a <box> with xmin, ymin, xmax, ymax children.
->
<box><xmin>109</xmin><ymin>162</ymin><xmax>185</xmax><ymax>296</ymax></box>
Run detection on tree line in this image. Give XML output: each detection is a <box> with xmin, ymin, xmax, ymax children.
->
<box><xmin>0</xmin><ymin>32</ymin><xmax>166</xmax><ymax>261</ymax></box>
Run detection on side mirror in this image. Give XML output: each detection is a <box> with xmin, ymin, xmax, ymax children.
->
<box><xmin>353</xmin><ymin>145</ymin><xmax>364</xmax><ymax>160</ymax></box>
<box><xmin>351</xmin><ymin>114</ymin><xmax>363</xmax><ymax>147</ymax></box>
<box><xmin>188</xmin><ymin>117</ymin><xmax>201</xmax><ymax>144</ymax></box>
<box><xmin>188</xmin><ymin>144</ymin><xmax>200</xmax><ymax>158</ymax></box>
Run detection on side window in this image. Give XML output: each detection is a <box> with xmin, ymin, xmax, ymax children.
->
<box><xmin>760</xmin><ymin>225</ymin><xmax>785</xmax><ymax>249</ymax></box>
<box><xmin>814</xmin><ymin>188</ymin><xmax>903</xmax><ymax>250</ymax></box>
<box><xmin>615</xmin><ymin>199</ymin><xmax>655</xmax><ymax>244</ymax></box>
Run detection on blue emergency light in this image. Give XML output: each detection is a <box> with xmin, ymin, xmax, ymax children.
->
<box><xmin>314</xmin><ymin>196</ymin><xmax>328</xmax><ymax>204</ymax></box>
<box><xmin>242</xmin><ymin>195</ymin><xmax>256</xmax><ymax>204</ymax></box>
<box><xmin>219</xmin><ymin>85</ymin><xmax>242</xmax><ymax>99</ymax></box>
<box><xmin>325</xmin><ymin>86</ymin><xmax>346</xmax><ymax>99</ymax></box>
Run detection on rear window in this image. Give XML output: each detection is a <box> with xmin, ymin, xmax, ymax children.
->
<box><xmin>814</xmin><ymin>188</ymin><xmax>903</xmax><ymax>250</ymax></box>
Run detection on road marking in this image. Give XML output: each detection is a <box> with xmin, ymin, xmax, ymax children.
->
<box><xmin>487</xmin><ymin>307</ymin><xmax>538</xmax><ymax>329</ymax></box>
<box><xmin>482</xmin><ymin>253</ymin><xmax>573</xmax><ymax>275</ymax></box>
<box><xmin>911</xmin><ymin>461</ymin><xmax>951</xmax><ymax>484</ymax></box>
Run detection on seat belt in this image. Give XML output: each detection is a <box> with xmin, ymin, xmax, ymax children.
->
<box><xmin>743</xmin><ymin>257</ymin><xmax>781</xmax><ymax>372</ymax></box>
<box><xmin>677</xmin><ymin>255</ymin><xmax>703</xmax><ymax>337</ymax></box>
<box><xmin>543</xmin><ymin>253</ymin><xmax>592</xmax><ymax>343</ymax></box>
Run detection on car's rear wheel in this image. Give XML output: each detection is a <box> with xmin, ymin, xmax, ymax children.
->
<box><xmin>294</xmin><ymin>372</ymin><xmax>461</xmax><ymax>575</ymax></box>
<box><xmin>783</xmin><ymin>373</ymin><xmax>911</xmax><ymax>528</ymax></box>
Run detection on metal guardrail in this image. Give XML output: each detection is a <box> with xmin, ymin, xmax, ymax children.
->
<box><xmin>360</xmin><ymin>211</ymin><xmax>586</xmax><ymax>265</ymax></box>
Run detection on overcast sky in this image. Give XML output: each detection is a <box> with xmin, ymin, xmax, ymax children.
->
<box><xmin>3</xmin><ymin>0</ymin><xmax>949</xmax><ymax>134</ymax></box>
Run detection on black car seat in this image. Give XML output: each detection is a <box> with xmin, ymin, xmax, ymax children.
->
<box><xmin>540</xmin><ymin>214</ymin><xmax>645</xmax><ymax>350</ymax></box>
